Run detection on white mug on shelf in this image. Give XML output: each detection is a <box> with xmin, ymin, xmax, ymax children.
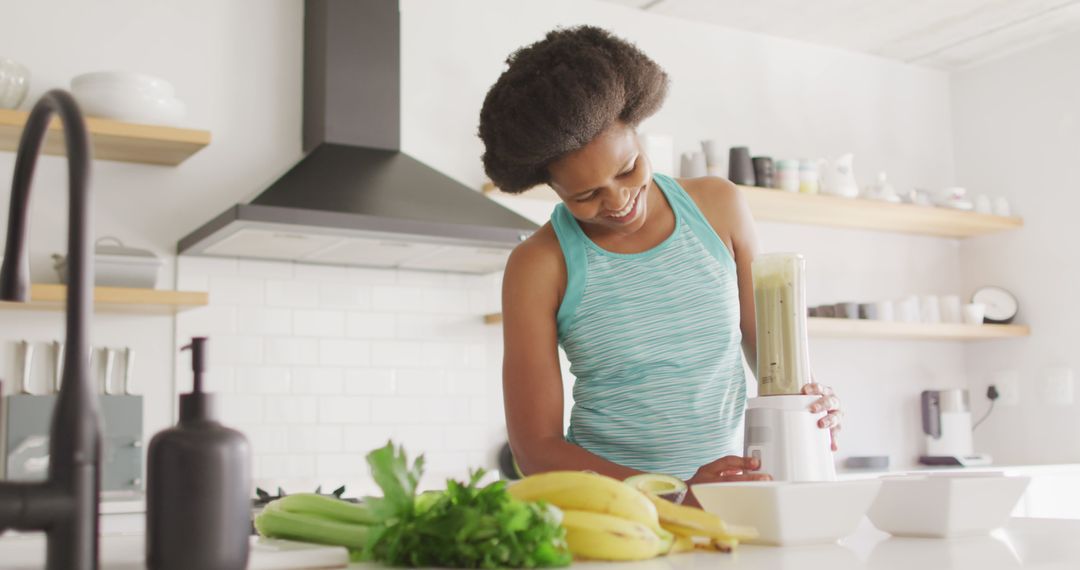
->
<box><xmin>920</xmin><ymin>295</ymin><xmax>941</xmax><ymax>324</ymax></box>
<box><xmin>875</xmin><ymin>300</ymin><xmax>895</xmax><ymax>322</ymax></box>
<box><xmin>940</xmin><ymin>295</ymin><xmax>962</xmax><ymax>323</ymax></box>
<box><xmin>680</xmin><ymin>151</ymin><xmax>707</xmax><ymax>178</ymax></box>
<box><xmin>897</xmin><ymin>295</ymin><xmax>920</xmax><ymax>323</ymax></box>
<box><xmin>962</xmin><ymin>303</ymin><xmax>987</xmax><ymax>325</ymax></box>
<box><xmin>993</xmin><ymin>197</ymin><xmax>1012</xmax><ymax>217</ymax></box>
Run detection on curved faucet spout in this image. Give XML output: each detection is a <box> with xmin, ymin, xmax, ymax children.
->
<box><xmin>0</xmin><ymin>89</ymin><xmax>102</xmax><ymax>570</ymax></box>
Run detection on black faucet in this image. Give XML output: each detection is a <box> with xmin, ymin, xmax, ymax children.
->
<box><xmin>0</xmin><ymin>90</ymin><xmax>102</xmax><ymax>569</ymax></box>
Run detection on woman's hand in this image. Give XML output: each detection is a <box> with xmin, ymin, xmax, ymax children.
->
<box><xmin>687</xmin><ymin>456</ymin><xmax>772</xmax><ymax>485</ymax></box>
<box><xmin>802</xmin><ymin>382</ymin><xmax>842</xmax><ymax>451</ymax></box>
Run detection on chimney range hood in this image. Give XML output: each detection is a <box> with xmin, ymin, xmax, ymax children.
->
<box><xmin>177</xmin><ymin>0</ymin><xmax>537</xmax><ymax>274</ymax></box>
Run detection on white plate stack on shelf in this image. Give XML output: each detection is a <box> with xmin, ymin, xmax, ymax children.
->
<box><xmin>70</xmin><ymin>71</ymin><xmax>187</xmax><ymax>126</ymax></box>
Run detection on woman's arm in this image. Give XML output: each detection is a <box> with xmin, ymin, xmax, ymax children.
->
<box><xmin>682</xmin><ymin>178</ymin><xmax>761</xmax><ymax>375</ymax></box>
<box><xmin>501</xmin><ymin>231</ymin><xmax>644</xmax><ymax>479</ymax></box>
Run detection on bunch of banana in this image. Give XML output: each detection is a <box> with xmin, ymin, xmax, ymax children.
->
<box><xmin>510</xmin><ymin>471</ymin><xmax>758</xmax><ymax>561</ymax></box>
<box><xmin>508</xmin><ymin>471</ymin><xmax>672</xmax><ymax>561</ymax></box>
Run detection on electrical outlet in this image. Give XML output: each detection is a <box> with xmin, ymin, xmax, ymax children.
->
<box><xmin>1039</xmin><ymin>368</ymin><xmax>1075</xmax><ymax>407</ymax></box>
<box><xmin>991</xmin><ymin>370</ymin><xmax>1020</xmax><ymax>406</ymax></box>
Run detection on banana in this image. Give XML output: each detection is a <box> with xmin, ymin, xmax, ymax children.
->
<box><xmin>645</xmin><ymin>493</ymin><xmax>758</xmax><ymax>542</ymax></box>
<box><xmin>560</xmin><ymin>509</ymin><xmax>666</xmax><ymax>561</ymax></box>
<box><xmin>508</xmin><ymin>471</ymin><xmax>660</xmax><ymax>530</ymax></box>
<box><xmin>669</xmin><ymin>534</ymin><xmax>695</xmax><ymax>554</ymax></box>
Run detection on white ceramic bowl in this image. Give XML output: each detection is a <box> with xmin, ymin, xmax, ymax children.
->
<box><xmin>0</xmin><ymin>58</ymin><xmax>31</xmax><ymax>109</ymax></box>
<box><xmin>867</xmin><ymin>473</ymin><xmax>1029</xmax><ymax>538</ymax></box>
<box><xmin>71</xmin><ymin>71</ymin><xmax>175</xmax><ymax>97</ymax></box>
<box><xmin>693</xmin><ymin>479</ymin><xmax>882</xmax><ymax>546</ymax></box>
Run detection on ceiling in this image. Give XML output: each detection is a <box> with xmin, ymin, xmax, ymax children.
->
<box><xmin>599</xmin><ymin>0</ymin><xmax>1080</xmax><ymax>69</ymax></box>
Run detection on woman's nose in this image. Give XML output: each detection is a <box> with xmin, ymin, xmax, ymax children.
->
<box><xmin>602</xmin><ymin>187</ymin><xmax>632</xmax><ymax>210</ymax></box>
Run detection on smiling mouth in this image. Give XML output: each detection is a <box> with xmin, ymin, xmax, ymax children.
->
<box><xmin>604</xmin><ymin>187</ymin><xmax>644</xmax><ymax>220</ymax></box>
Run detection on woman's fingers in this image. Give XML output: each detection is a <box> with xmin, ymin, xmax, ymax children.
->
<box><xmin>817</xmin><ymin>409</ymin><xmax>842</xmax><ymax>429</ymax></box>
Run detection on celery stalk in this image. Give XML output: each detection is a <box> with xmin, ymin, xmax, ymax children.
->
<box><xmin>254</xmin><ymin>501</ymin><xmax>370</xmax><ymax>550</ymax></box>
<box><xmin>274</xmin><ymin>493</ymin><xmax>379</xmax><ymax>525</ymax></box>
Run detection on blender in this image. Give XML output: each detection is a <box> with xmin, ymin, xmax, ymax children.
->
<box><xmin>745</xmin><ymin>253</ymin><xmax>836</xmax><ymax>481</ymax></box>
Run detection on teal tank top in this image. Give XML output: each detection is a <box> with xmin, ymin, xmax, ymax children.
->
<box><xmin>550</xmin><ymin>173</ymin><xmax>746</xmax><ymax>480</ymax></box>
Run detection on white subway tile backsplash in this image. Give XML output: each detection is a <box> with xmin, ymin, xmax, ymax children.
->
<box><xmin>320</xmin><ymin>283</ymin><xmax>372</xmax><ymax>309</ymax></box>
<box><xmin>348</xmin><ymin>267</ymin><xmax>398</xmax><ymax>285</ymax></box>
<box><xmin>394</xmin><ymin>369</ymin><xmax>446</xmax><ymax>396</ymax></box>
<box><xmin>179</xmin><ymin>256</ymin><xmax>237</xmax><ymax>277</ymax></box>
<box><xmin>296</xmin><ymin>263</ymin><xmax>350</xmax><ymax>282</ymax></box>
<box><xmin>316</xmin><ymin>454</ymin><xmax>368</xmax><ymax>476</ymax></box>
<box><xmin>371</xmin><ymin>341</ymin><xmax>422</xmax><ymax>367</ymax></box>
<box><xmin>319</xmin><ymin>339</ymin><xmax>371</xmax><ymax>366</ymax></box>
<box><xmin>266</xmin><ymin>280</ymin><xmax>320</xmax><ymax>308</ymax></box>
<box><xmin>294</xmin><ymin>310</ymin><xmax>346</xmax><ymax>337</ymax></box>
<box><xmin>178</xmin><ymin>306</ymin><xmax>237</xmax><ymax>336</ymax></box>
<box><xmin>421</xmin><ymin>342</ymin><xmax>469</xmax><ymax>369</ymax></box>
<box><xmin>446</xmin><ymin>370</ymin><xmax>487</xmax><ymax>396</ymax></box>
<box><xmin>318</xmin><ymin>396</ymin><xmax>371</xmax><ymax>424</ymax></box>
<box><xmin>265</xmin><ymin>396</ymin><xmax>319</xmax><ymax>424</ymax></box>
<box><xmin>422</xmin><ymin>288</ymin><xmax>472</xmax><ymax>315</ymax></box>
<box><xmin>440</xmin><ymin>427</ymin><xmax>489</xmax><ymax>452</ymax></box>
<box><xmin>397</xmin><ymin>269</ymin><xmax>447</xmax><ymax>287</ymax></box>
<box><xmin>264</xmin><ymin>338</ymin><xmax>319</xmax><ymax>365</ymax></box>
<box><xmin>218</xmin><ymin>394</ymin><xmax>265</xmax><ymax>424</ymax></box>
<box><xmin>347</xmin><ymin>313</ymin><xmax>396</xmax><ymax>339</ymax></box>
<box><xmin>179</xmin><ymin>256</ymin><xmax>505</xmax><ymax>487</ymax></box>
<box><xmin>176</xmin><ymin>274</ymin><xmax>209</xmax><ymax>292</ymax></box>
<box><xmin>235</xmin><ymin>366</ymin><xmax>291</xmax><ymax>394</ymax></box>
<box><xmin>177</xmin><ymin>365</ymin><xmax>236</xmax><ymax>393</ymax></box>
<box><xmin>289</xmin><ymin>425</ymin><xmax>344</xmax><ymax>453</ymax></box>
<box><xmin>370</xmin><ymin>397</ymin><xmax>470</xmax><ymax>424</ymax></box>
<box><xmin>343</xmin><ymin>368</ymin><xmax>396</xmax><ymax>395</ymax></box>
<box><xmin>210</xmin><ymin>276</ymin><xmax>266</xmax><ymax>306</ymax></box>
<box><xmin>371</xmin><ymin>286</ymin><xmax>426</xmax><ymax>313</ymax></box>
<box><xmin>237</xmin><ymin>307</ymin><xmax>293</xmax><ymax>336</ymax></box>
<box><xmin>238</xmin><ymin>259</ymin><xmax>295</xmax><ymax>279</ymax></box>
<box><xmin>248</xmin><ymin>426</ymin><xmax>290</xmax><ymax>454</ymax></box>
<box><xmin>208</xmin><ymin>336</ymin><xmax>264</xmax><ymax>365</ymax></box>
<box><xmin>291</xmin><ymin>367</ymin><xmax>344</xmax><ymax>394</ymax></box>
<box><xmin>342</xmin><ymin>426</ymin><xmax>396</xmax><ymax>453</ymax></box>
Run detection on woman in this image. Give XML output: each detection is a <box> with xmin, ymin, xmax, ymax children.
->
<box><xmin>479</xmin><ymin>26</ymin><xmax>841</xmax><ymax>491</ymax></box>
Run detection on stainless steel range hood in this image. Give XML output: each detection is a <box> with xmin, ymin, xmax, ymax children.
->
<box><xmin>177</xmin><ymin>0</ymin><xmax>537</xmax><ymax>274</ymax></box>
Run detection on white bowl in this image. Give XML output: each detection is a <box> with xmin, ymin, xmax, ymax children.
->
<box><xmin>71</xmin><ymin>71</ymin><xmax>175</xmax><ymax>97</ymax></box>
<box><xmin>72</xmin><ymin>86</ymin><xmax>186</xmax><ymax>126</ymax></box>
<box><xmin>867</xmin><ymin>472</ymin><xmax>1029</xmax><ymax>538</ymax></box>
<box><xmin>693</xmin><ymin>479</ymin><xmax>882</xmax><ymax>546</ymax></box>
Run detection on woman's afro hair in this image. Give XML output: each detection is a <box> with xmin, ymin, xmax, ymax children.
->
<box><xmin>478</xmin><ymin>26</ymin><xmax>669</xmax><ymax>193</ymax></box>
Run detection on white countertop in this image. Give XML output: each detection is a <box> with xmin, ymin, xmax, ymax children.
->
<box><xmin>2</xmin><ymin>518</ymin><xmax>1077</xmax><ymax>569</ymax></box>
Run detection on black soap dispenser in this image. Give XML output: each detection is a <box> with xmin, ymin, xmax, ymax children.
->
<box><xmin>147</xmin><ymin>337</ymin><xmax>251</xmax><ymax>570</ymax></box>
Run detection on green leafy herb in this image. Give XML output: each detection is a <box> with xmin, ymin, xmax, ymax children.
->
<box><xmin>362</xmin><ymin>442</ymin><xmax>571</xmax><ymax>568</ymax></box>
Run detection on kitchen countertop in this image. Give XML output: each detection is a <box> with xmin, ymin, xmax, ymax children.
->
<box><xmin>2</xmin><ymin>518</ymin><xmax>1077</xmax><ymax>569</ymax></box>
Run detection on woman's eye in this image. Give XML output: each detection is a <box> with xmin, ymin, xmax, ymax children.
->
<box><xmin>576</xmin><ymin>192</ymin><xmax>597</xmax><ymax>203</ymax></box>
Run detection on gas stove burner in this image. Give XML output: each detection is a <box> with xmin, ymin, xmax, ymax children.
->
<box><xmin>252</xmin><ymin>485</ymin><xmax>353</xmax><ymax>507</ymax></box>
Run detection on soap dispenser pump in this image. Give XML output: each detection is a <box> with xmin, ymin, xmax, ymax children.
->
<box><xmin>146</xmin><ymin>337</ymin><xmax>251</xmax><ymax>570</ymax></box>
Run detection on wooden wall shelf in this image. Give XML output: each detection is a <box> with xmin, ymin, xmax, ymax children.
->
<box><xmin>481</xmin><ymin>182</ymin><xmax>1023</xmax><ymax>238</ymax></box>
<box><xmin>483</xmin><ymin>312</ymin><xmax>1029</xmax><ymax>341</ymax></box>
<box><xmin>0</xmin><ymin>108</ymin><xmax>211</xmax><ymax>166</ymax></box>
<box><xmin>0</xmin><ymin>285</ymin><xmax>208</xmax><ymax>314</ymax></box>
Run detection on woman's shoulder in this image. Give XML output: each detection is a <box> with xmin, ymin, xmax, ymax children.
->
<box><xmin>504</xmin><ymin>222</ymin><xmax>566</xmax><ymax>298</ymax></box>
<box><xmin>675</xmin><ymin>176</ymin><xmax>742</xmax><ymax>209</ymax></box>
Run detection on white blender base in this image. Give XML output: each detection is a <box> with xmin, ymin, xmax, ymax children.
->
<box><xmin>745</xmin><ymin>394</ymin><xmax>836</xmax><ymax>482</ymax></box>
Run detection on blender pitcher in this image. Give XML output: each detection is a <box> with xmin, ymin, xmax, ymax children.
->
<box><xmin>746</xmin><ymin>253</ymin><xmax>835</xmax><ymax>481</ymax></box>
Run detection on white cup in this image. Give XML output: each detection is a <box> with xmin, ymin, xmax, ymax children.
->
<box><xmin>962</xmin><ymin>303</ymin><xmax>987</xmax><ymax>325</ymax></box>
<box><xmin>920</xmin><ymin>295</ymin><xmax>941</xmax><ymax>324</ymax></box>
<box><xmin>680</xmin><ymin>151</ymin><xmax>707</xmax><ymax>178</ymax></box>
<box><xmin>875</xmin><ymin>300</ymin><xmax>895</xmax><ymax>321</ymax></box>
<box><xmin>993</xmin><ymin>196</ymin><xmax>1012</xmax><ymax>217</ymax></box>
<box><xmin>940</xmin><ymin>295</ymin><xmax>962</xmax><ymax>323</ymax></box>
<box><xmin>898</xmin><ymin>296</ymin><xmax>920</xmax><ymax>323</ymax></box>
<box><xmin>974</xmin><ymin>194</ymin><xmax>992</xmax><ymax>215</ymax></box>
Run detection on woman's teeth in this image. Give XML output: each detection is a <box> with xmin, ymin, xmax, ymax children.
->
<box><xmin>607</xmin><ymin>191</ymin><xmax>639</xmax><ymax>218</ymax></box>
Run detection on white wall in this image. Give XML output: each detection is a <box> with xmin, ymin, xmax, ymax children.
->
<box><xmin>954</xmin><ymin>30</ymin><xmax>1080</xmax><ymax>465</ymax></box>
<box><xmin>401</xmin><ymin>0</ymin><xmax>965</xmax><ymax>468</ymax></box>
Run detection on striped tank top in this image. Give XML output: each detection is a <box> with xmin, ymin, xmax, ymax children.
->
<box><xmin>551</xmin><ymin>173</ymin><xmax>746</xmax><ymax>480</ymax></box>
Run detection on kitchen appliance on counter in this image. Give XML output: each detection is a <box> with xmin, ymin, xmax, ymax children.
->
<box><xmin>747</xmin><ymin>253</ymin><xmax>836</xmax><ymax>482</ymax></box>
<box><xmin>919</xmin><ymin>389</ymin><xmax>992</xmax><ymax>467</ymax></box>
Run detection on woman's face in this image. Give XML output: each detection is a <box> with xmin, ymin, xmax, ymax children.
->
<box><xmin>547</xmin><ymin>122</ymin><xmax>653</xmax><ymax>236</ymax></box>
